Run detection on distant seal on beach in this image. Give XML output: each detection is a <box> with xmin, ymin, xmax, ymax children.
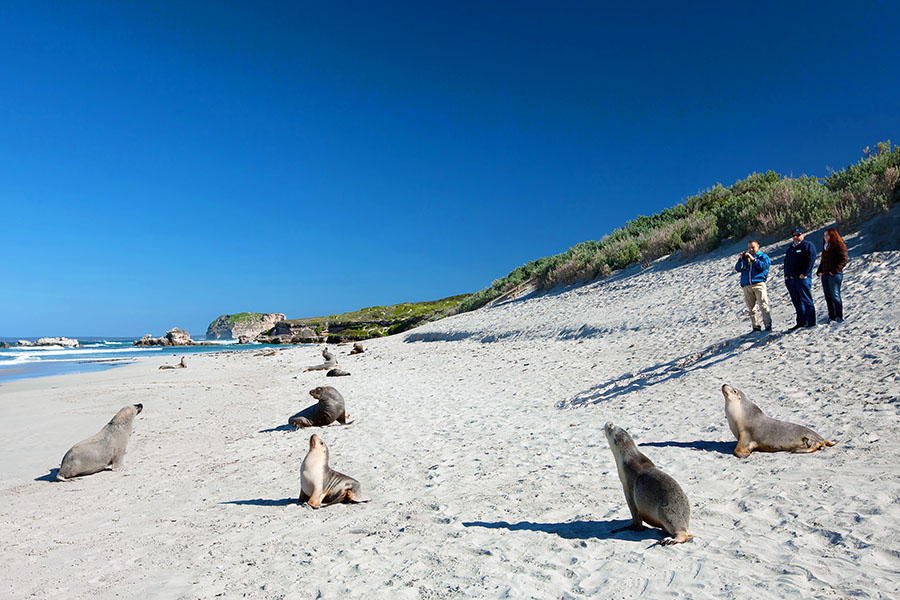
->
<box><xmin>326</xmin><ymin>368</ymin><xmax>351</xmax><ymax>377</ymax></box>
<box><xmin>57</xmin><ymin>404</ymin><xmax>143</xmax><ymax>481</ymax></box>
<box><xmin>604</xmin><ymin>422</ymin><xmax>692</xmax><ymax>545</ymax></box>
<box><xmin>299</xmin><ymin>434</ymin><xmax>365</xmax><ymax>508</ymax></box>
<box><xmin>289</xmin><ymin>386</ymin><xmax>351</xmax><ymax>428</ymax></box>
<box><xmin>349</xmin><ymin>342</ymin><xmax>364</xmax><ymax>355</ymax></box>
<box><xmin>721</xmin><ymin>384</ymin><xmax>836</xmax><ymax>458</ymax></box>
<box><xmin>302</xmin><ymin>348</ymin><xmax>338</xmax><ymax>372</ymax></box>
<box><xmin>159</xmin><ymin>356</ymin><xmax>187</xmax><ymax>370</ymax></box>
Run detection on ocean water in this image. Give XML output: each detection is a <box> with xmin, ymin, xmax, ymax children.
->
<box><xmin>0</xmin><ymin>337</ymin><xmax>294</xmax><ymax>385</ymax></box>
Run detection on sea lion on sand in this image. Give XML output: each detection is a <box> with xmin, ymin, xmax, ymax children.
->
<box><xmin>57</xmin><ymin>404</ymin><xmax>143</xmax><ymax>481</ymax></box>
<box><xmin>159</xmin><ymin>356</ymin><xmax>187</xmax><ymax>370</ymax></box>
<box><xmin>349</xmin><ymin>342</ymin><xmax>364</xmax><ymax>355</ymax></box>
<box><xmin>604</xmin><ymin>423</ymin><xmax>692</xmax><ymax>545</ymax></box>
<box><xmin>721</xmin><ymin>384</ymin><xmax>836</xmax><ymax>458</ymax></box>
<box><xmin>299</xmin><ymin>434</ymin><xmax>365</xmax><ymax>508</ymax></box>
<box><xmin>326</xmin><ymin>368</ymin><xmax>351</xmax><ymax>377</ymax></box>
<box><xmin>289</xmin><ymin>386</ymin><xmax>351</xmax><ymax>428</ymax></box>
<box><xmin>303</xmin><ymin>348</ymin><xmax>338</xmax><ymax>372</ymax></box>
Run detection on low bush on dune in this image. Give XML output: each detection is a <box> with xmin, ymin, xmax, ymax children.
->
<box><xmin>461</xmin><ymin>141</ymin><xmax>900</xmax><ymax>313</ymax></box>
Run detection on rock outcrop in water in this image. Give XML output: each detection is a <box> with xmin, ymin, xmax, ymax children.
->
<box><xmin>134</xmin><ymin>328</ymin><xmax>209</xmax><ymax>347</ymax></box>
<box><xmin>16</xmin><ymin>337</ymin><xmax>80</xmax><ymax>348</ymax></box>
<box><xmin>206</xmin><ymin>313</ymin><xmax>286</xmax><ymax>340</ymax></box>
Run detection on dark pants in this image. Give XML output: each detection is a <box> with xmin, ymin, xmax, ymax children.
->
<box><xmin>821</xmin><ymin>273</ymin><xmax>844</xmax><ymax>321</ymax></box>
<box><xmin>785</xmin><ymin>277</ymin><xmax>816</xmax><ymax>326</ymax></box>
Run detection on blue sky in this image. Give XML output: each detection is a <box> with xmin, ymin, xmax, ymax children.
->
<box><xmin>1</xmin><ymin>1</ymin><xmax>898</xmax><ymax>336</ymax></box>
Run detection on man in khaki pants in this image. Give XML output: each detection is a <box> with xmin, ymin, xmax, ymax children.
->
<box><xmin>734</xmin><ymin>240</ymin><xmax>772</xmax><ymax>332</ymax></box>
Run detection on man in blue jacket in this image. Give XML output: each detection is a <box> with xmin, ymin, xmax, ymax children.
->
<box><xmin>735</xmin><ymin>239</ymin><xmax>772</xmax><ymax>332</ymax></box>
<box><xmin>784</xmin><ymin>227</ymin><xmax>817</xmax><ymax>329</ymax></box>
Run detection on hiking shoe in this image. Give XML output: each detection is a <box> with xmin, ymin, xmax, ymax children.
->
<box><xmin>788</xmin><ymin>324</ymin><xmax>804</xmax><ymax>331</ymax></box>
<box><xmin>764</xmin><ymin>325</ymin><xmax>772</xmax><ymax>331</ymax></box>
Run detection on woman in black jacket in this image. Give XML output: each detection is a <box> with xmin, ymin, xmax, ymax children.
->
<box><xmin>816</xmin><ymin>228</ymin><xmax>849</xmax><ymax>322</ymax></box>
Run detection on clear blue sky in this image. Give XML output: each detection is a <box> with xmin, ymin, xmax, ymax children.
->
<box><xmin>1</xmin><ymin>1</ymin><xmax>898</xmax><ymax>337</ymax></box>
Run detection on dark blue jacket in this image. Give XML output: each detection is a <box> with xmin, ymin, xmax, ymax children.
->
<box><xmin>734</xmin><ymin>252</ymin><xmax>771</xmax><ymax>286</ymax></box>
<box><xmin>784</xmin><ymin>239</ymin><xmax>817</xmax><ymax>278</ymax></box>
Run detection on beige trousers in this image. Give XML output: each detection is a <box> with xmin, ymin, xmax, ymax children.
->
<box><xmin>742</xmin><ymin>283</ymin><xmax>771</xmax><ymax>328</ymax></box>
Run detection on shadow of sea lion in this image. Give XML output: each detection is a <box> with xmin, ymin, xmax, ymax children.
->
<box><xmin>221</xmin><ymin>498</ymin><xmax>296</xmax><ymax>507</ymax></box>
<box><xmin>462</xmin><ymin>519</ymin><xmax>662</xmax><ymax>542</ymax></box>
<box><xmin>35</xmin><ymin>469</ymin><xmax>61</xmax><ymax>482</ymax></box>
<box><xmin>640</xmin><ymin>440</ymin><xmax>734</xmax><ymax>455</ymax></box>
<box><xmin>258</xmin><ymin>424</ymin><xmax>294</xmax><ymax>433</ymax></box>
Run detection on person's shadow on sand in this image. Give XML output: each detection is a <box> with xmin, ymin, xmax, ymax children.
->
<box><xmin>462</xmin><ymin>519</ymin><xmax>663</xmax><ymax>542</ymax></box>
<box><xmin>34</xmin><ymin>469</ymin><xmax>60</xmax><ymax>482</ymax></box>
<box><xmin>640</xmin><ymin>440</ymin><xmax>734</xmax><ymax>455</ymax></box>
<box><xmin>221</xmin><ymin>498</ymin><xmax>296</xmax><ymax>507</ymax></box>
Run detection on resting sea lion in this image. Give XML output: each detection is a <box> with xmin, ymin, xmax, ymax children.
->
<box><xmin>289</xmin><ymin>386</ymin><xmax>351</xmax><ymax>428</ymax></box>
<box><xmin>721</xmin><ymin>384</ymin><xmax>836</xmax><ymax>458</ymax></box>
<box><xmin>159</xmin><ymin>356</ymin><xmax>187</xmax><ymax>370</ymax></box>
<box><xmin>326</xmin><ymin>368</ymin><xmax>351</xmax><ymax>377</ymax></box>
<box><xmin>349</xmin><ymin>342</ymin><xmax>364</xmax><ymax>355</ymax></box>
<box><xmin>299</xmin><ymin>434</ymin><xmax>366</xmax><ymax>508</ymax></box>
<box><xmin>604</xmin><ymin>423</ymin><xmax>692</xmax><ymax>545</ymax></box>
<box><xmin>303</xmin><ymin>348</ymin><xmax>338</xmax><ymax>372</ymax></box>
<box><xmin>57</xmin><ymin>404</ymin><xmax>143</xmax><ymax>481</ymax></box>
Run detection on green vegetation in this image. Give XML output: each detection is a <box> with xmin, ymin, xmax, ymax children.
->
<box><xmin>461</xmin><ymin>141</ymin><xmax>900</xmax><ymax>312</ymax></box>
<box><xmin>284</xmin><ymin>294</ymin><xmax>472</xmax><ymax>341</ymax></box>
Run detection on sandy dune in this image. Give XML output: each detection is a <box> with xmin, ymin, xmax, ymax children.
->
<box><xmin>1</xmin><ymin>225</ymin><xmax>898</xmax><ymax>599</ymax></box>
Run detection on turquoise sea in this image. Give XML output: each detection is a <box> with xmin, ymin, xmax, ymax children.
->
<box><xmin>0</xmin><ymin>337</ymin><xmax>293</xmax><ymax>385</ymax></box>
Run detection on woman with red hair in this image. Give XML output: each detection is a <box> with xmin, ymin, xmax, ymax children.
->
<box><xmin>816</xmin><ymin>228</ymin><xmax>848</xmax><ymax>322</ymax></box>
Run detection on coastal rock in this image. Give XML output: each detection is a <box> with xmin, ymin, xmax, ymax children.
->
<box><xmin>237</xmin><ymin>335</ymin><xmax>251</xmax><ymax>344</ymax></box>
<box><xmin>206</xmin><ymin>313</ymin><xmax>286</xmax><ymax>340</ymax></box>
<box><xmin>16</xmin><ymin>337</ymin><xmax>79</xmax><ymax>348</ymax></box>
<box><xmin>134</xmin><ymin>328</ymin><xmax>205</xmax><ymax>347</ymax></box>
<box><xmin>0</xmin><ymin>342</ymin><xmax>10</xmax><ymax>349</ymax></box>
<box><xmin>256</xmin><ymin>322</ymin><xmax>322</xmax><ymax>345</ymax></box>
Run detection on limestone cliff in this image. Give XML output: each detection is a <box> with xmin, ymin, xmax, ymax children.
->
<box><xmin>206</xmin><ymin>312</ymin><xmax>286</xmax><ymax>340</ymax></box>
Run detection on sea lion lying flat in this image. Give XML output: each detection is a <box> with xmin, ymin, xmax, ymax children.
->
<box><xmin>57</xmin><ymin>404</ymin><xmax>143</xmax><ymax>481</ymax></box>
<box><xmin>604</xmin><ymin>423</ymin><xmax>692</xmax><ymax>545</ymax></box>
<box><xmin>349</xmin><ymin>342</ymin><xmax>364</xmax><ymax>355</ymax></box>
<box><xmin>303</xmin><ymin>348</ymin><xmax>338</xmax><ymax>372</ymax></box>
<box><xmin>289</xmin><ymin>386</ymin><xmax>352</xmax><ymax>428</ymax></box>
<box><xmin>326</xmin><ymin>368</ymin><xmax>351</xmax><ymax>377</ymax></box>
<box><xmin>721</xmin><ymin>384</ymin><xmax>835</xmax><ymax>458</ymax></box>
<box><xmin>159</xmin><ymin>356</ymin><xmax>187</xmax><ymax>370</ymax></box>
<box><xmin>299</xmin><ymin>434</ymin><xmax>366</xmax><ymax>508</ymax></box>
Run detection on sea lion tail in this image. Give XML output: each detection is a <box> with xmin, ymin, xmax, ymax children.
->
<box><xmin>824</xmin><ymin>439</ymin><xmax>836</xmax><ymax>447</ymax></box>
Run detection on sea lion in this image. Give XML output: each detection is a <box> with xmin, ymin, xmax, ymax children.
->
<box><xmin>326</xmin><ymin>368</ymin><xmax>351</xmax><ymax>377</ymax></box>
<box><xmin>289</xmin><ymin>386</ymin><xmax>352</xmax><ymax>428</ymax></box>
<box><xmin>159</xmin><ymin>356</ymin><xmax>187</xmax><ymax>370</ymax></box>
<box><xmin>299</xmin><ymin>434</ymin><xmax>365</xmax><ymax>508</ymax></box>
<box><xmin>302</xmin><ymin>348</ymin><xmax>338</xmax><ymax>372</ymax></box>
<box><xmin>721</xmin><ymin>384</ymin><xmax>836</xmax><ymax>458</ymax></box>
<box><xmin>604</xmin><ymin>423</ymin><xmax>692</xmax><ymax>545</ymax></box>
<box><xmin>349</xmin><ymin>342</ymin><xmax>364</xmax><ymax>355</ymax></box>
<box><xmin>57</xmin><ymin>404</ymin><xmax>143</xmax><ymax>481</ymax></box>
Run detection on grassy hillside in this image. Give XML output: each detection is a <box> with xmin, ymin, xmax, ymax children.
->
<box><xmin>283</xmin><ymin>294</ymin><xmax>471</xmax><ymax>340</ymax></box>
<box><xmin>462</xmin><ymin>141</ymin><xmax>900</xmax><ymax>312</ymax></box>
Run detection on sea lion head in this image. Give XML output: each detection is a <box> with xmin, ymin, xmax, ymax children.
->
<box><xmin>604</xmin><ymin>422</ymin><xmax>633</xmax><ymax>449</ymax></box>
<box><xmin>310</xmin><ymin>387</ymin><xmax>324</xmax><ymax>400</ymax></box>
<box><xmin>721</xmin><ymin>384</ymin><xmax>742</xmax><ymax>405</ymax></box>
<box><xmin>110</xmin><ymin>404</ymin><xmax>142</xmax><ymax>426</ymax></box>
<box><xmin>309</xmin><ymin>434</ymin><xmax>323</xmax><ymax>451</ymax></box>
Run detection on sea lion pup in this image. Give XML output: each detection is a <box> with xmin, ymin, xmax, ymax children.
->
<box><xmin>604</xmin><ymin>423</ymin><xmax>692</xmax><ymax>545</ymax></box>
<box><xmin>721</xmin><ymin>384</ymin><xmax>836</xmax><ymax>458</ymax></box>
<box><xmin>349</xmin><ymin>342</ymin><xmax>364</xmax><ymax>355</ymax></box>
<box><xmin>57</xmin><ymin>404</ymin><xmax>143</xmax><ymax>481</ymax></box>
<box><xmin>159</xmin><ymin>356</ymin><xmax>187</xmax><ymax>370</ymax></box>
<box><xmin>326</xmin><ymin>368</ymin><xmax>351</xmax><ymax>377</ymax></box>
<box><xmin>299</xmin><ymin>434</ymin><xmax>366</xmax><ymax>508</ymax></box>
<box><xmin>289</xmin><ymin>386</ymin><xmax>352</xmax><ymax>428</ymax></box>
<box><xmin>302</xmin><ymin>348</ymin><xmax>338</xmax><ymax>372</ymax></box>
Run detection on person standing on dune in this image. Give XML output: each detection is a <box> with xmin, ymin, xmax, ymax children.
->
<box><xmin>816</xmin><ymin>228</ymin><xmax>849</xmax><ymax>323</ymax></box>
<box><xmin>734</xmin><ymin>239</ymin><xmax>772</xmax><ymax>332</ymax></box>
<box><xmin>784</xmin><ymin>227</ymin><xmax>817</xmax><ymax>329</ymax></box>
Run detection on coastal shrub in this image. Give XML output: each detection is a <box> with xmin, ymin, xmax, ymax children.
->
<box><xmin>460</xmin><ymin>142</ymin><xmax>900</xmax><ymax>313</ymax></box>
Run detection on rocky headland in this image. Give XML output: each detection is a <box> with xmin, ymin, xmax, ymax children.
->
<box><xmin>15</xmin><ymin>337</ymin><xmax>80</xmax><ymax>348</ymax></box>
<box><xmin>206</xmin><ymin>313</ymin><xmax>285</xmax><ymax>340</ymax></box>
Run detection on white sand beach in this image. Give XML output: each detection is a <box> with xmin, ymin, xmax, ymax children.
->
<box><xmin>1</xmin><ymin>225</ymin><xmax>899</xmax><ymax>599</ymax></box>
